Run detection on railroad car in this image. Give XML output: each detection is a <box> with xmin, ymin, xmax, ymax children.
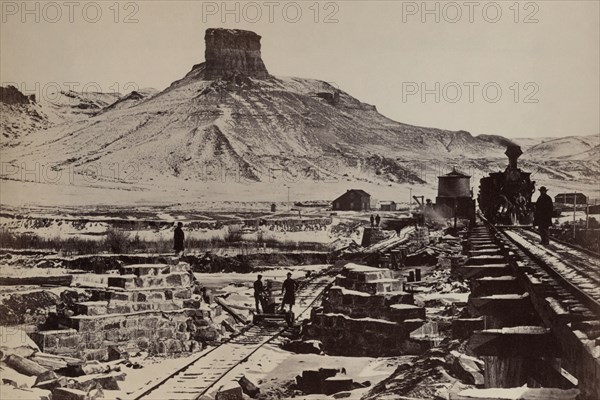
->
<box><xmin>478</xmin><ymin>145</ymin><xmax>536</xmax><ymax>225</ymax></box>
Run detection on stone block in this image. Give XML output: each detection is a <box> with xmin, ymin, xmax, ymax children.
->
<box><xmin>165</xmin><ymin>272</ymin><xmax>191</xmax><ymax>287</ymax></box>
<box><xmin>187</xmin><ymin>309</ymin><xmax>211</xmax><ymax>320</ymax></box>
<box><xmin>175</xmin><ymin>331</ymin><xmax>190</xmax><ymax>341</ymax></box>
<box><xmin>108</xmin><ymin>291</ymin><xmax>132</xmax><ymax>302</ymax></box>
<box><xmin>107</xmin><ymin>276</ymin><xmax>136</xmax><ymax>289</ymax></box>
<box><xmin>334</xmin><ymin>277</ymin><xmax>353</xmax><ymax>290</ymax></box>
<box><xmin>298</xmin><ymin>370</ymin><xmax>322</xmax><ymax>394</ymax></box>
<box><xmin>121</xmin><ymin>317</ymin><xmax>139</xmax><ymax>329</ymax></box>
<box><xmin>52</xmin><ymin>388</ymin><xmax>88</xmax><ymax>400</ymax></box>
<box><xmin>131</xmin><ymin>264</ymin><xmax>168</xmax><ymax>276</ymax></box>
<box><xmin>130</xmin><ymin>303</ymin><xmax>152</xmax><ymax>312</ymax></box>
<box><xmin>73</xmin><ymin>319</ymin><xmax>97</xmax><ymax>333</ymax></box>
<box><xmin>74</xmin><ymin>302</ymin><xmax>108</xmax><ymax>316</ymax></box>
<box><xmin>148</xmin><ymin>291</ymin><xmax>166</xmax><ymax>302</ymax></box>
<box><xmin>71</xmin><ymin>373</ymin><xmax>122</xmax><ymax>391</ymax></box>
<box><xmin>323</xmin><ymin>376</ymin><xmax>353</xmax><ymax>395</ymax></box>
<box><xmin>215</xmin><ymin>382</ymin><xmax>243</xmax><ymax>400</ymax></box>
<box><xmin>354</xmin><ymin>281</ymin><xmax>379</xmax><ymax>295</ymax></box>
<box><xmin>196</xmin><ymin>326</ymin><xmax>219</xmax><ymax>342</ymax></box>
<box><xmin>82</xmin><ymin>348</ymin><xmax>108</xmax><ymax>362</ymax></box>
<box><xmin>30</xmin><ymin>329</ymin><xmax>78</xmax><ymax>351</ymax></box>
<box><xmin>59</xmin><ymin>334</ymin><xmax>81</xmax><ymax>348</ymax></box>
<box><xmin>157</xmin><ymin>339</ymin><xmax>184</xmax><ymax>354</ymax></box>
<box><xmin>282</xmin><ymin>339</ymin><xmax>323</xmax><ymax>354</ymax></box>
<box><xmin>368</xmin><ymin>295</ymin><xmax>386</xmax><ymax>308</ymax></box>
<box><xmin>140</xmin><ymin>316</ymin><xmax>159</xmax><ymax>329</ymax></box>
<box><xmin>342</xmin><ymin>294</ymin><xmax>354</xmax><ymax>306</ymax></box>
<box><xmin>136</xmin><ymin>337</ymin><xmax>151</xmax><ymax>350</ymax></box>
<box><xmin>451</xmin><ymin>353</ymin><xmax>484</xmax><ymax>386</ymax></box>
<box><xmin>388</xmin><ymin>304</ymin><xmax>426</xmax><ymax>322</ymax></box>
<box><xmin>104</xmin><ymin>329</ymin><xmax>119</xmax><ymax>343</ymax></box>
<box><xmin>132</xmin><ymin>327</ymin><xmax>152</xmax><ymax>340</ymax></box>
<box><xmin>107</xmin><ymin>345</ymin><xmax>128</xmax><ymax>361</ymax></box>
<box><xmin>102</xmin><ymin>320</ymin><xmax>121</xmax><ymax>331</ymax></box>
<box><xmin>145</xmin><ymin>277</ymin><xmax>165</xmax><ymax>287</ymax></box>
<box><xmin>106</xmin><ymin>302</ymin><xmax>132</xmax><ymax>314</ymax></box>
<box><xmin>238</xmin><ymin>375</ymin><xmax>260</xmax><ymax>398</ymax></box>
<box><xmin>80</xmin><ymin>331</ymin><xmax>104</xmax><ymax>345</ymax></box>
<box><xmin>386</xmin><ymin>292</ymin><xmax>414</xmax><ymax>304</ymax></box>
<box><xmin>452</xmin><ymin>318</ymin><xmax>485</xmax><ymax>340</ymax></box>
<box><xmin>173</xmin><ymin>288</ymin><xmax>192</xmax><ymax>299</ymax></box>
<box><xmin>183</xmin><ymin>299</ymin><xmax>201</xmax><ymax>308</ymax></box>
<box><xmin>170</xmin><ymin>263</ymin><xmax>189</xmax><ymax>272</ymax></box>
<box><xmin>156</xmin><ymin>327</ymin><xmax>174</xmax><ymax>339</ymax></box>
<box><xmin>34</xmin><ymin>371</ymin><xmax>68</xmax><ymax>391</ymax></box>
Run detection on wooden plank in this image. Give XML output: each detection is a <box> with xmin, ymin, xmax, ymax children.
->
<box><xmin>214</xmin><ymin>297</ymin><xmax>250</xmax><ymax>325</ymax></box>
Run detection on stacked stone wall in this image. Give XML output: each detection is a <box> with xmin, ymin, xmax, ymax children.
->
<box><xmin>307</xmin><ymin>263</ymin><xmax>426</xmax><ymax>356</ymax></box>
<box><xmin>31</xmin><ymin>263</ymin><xmax>220</xmax><ymax>361</ymax></box>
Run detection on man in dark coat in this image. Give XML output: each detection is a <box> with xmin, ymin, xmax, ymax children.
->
<box><xmin>375</xmin><ymin>214</ymin><xmax>381</xmax><ymax>227</ymax></box>
<box><xmin>174</xmin><ymin>222</ymin><xmax>185</xmax><ymax>256</ymax></box>
<box><xmin>280</xmin><ymin>272</ymin><xmax>297</xmax><ymax>312</ymax></box>
<box><xmin>370</xmin><ymin>215</ymin><xmax>375</xmax><ymax>227</ymax></box>
<box><xmin>253</xmin><ymin>274</ymin><xmax>266</xmax><ymax>314</ymax></box>
<box><xmin>534</xmin><ymin>186</ymin><xmax>553</xmax><ymax>245</ymax></box>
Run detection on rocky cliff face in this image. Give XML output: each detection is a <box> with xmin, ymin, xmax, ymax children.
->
<box><xmin>202</xmin><ymin>28</ymin><xmax>269</xmax><ymax>79</ymax></box>
<box><xmin>0</xmin><ymin>86</ymin><xmax>35</xmax><ymax>105</ymax></box>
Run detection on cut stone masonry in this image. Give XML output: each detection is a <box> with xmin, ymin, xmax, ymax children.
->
<box><xmin>31</xmin><ymin>262</ymin><xmax>221</xmax><ymax>361</ymax></box>
<box><xmin>307</xmin><ymin>263</ymin><xmax>426</xmax><ymax>356</ymax></box>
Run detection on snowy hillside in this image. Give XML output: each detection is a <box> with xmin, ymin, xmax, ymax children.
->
<box><xmin>524</xmin><ymin>135</ymin><xmax>599</xmax><ymax>161</ymax></box>
<box><xmin>1</xmin><ymin>86</ymin><xmax>121</xmax><ymax>147</ymax></box>
<box><xmin>2</xmin><ymin>28</ymin><xmax>513</xmax><ymax>187</ymax></box>
<box><xmin>1</xmin><ymin>28</ymin><xmax>597</xmax><ymax>207</ymax></box>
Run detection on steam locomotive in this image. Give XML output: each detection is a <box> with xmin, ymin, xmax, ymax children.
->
<box><xmin>478</xmin><ymin>145</ymin><xmax>536</xmax><ymax>225</ymax></box>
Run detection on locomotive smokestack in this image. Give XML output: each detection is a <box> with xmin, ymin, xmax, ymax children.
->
<box><xmin>505</xmin><ymin>145</ymin><xmax>523</xmax><ymax>170</ymax></box>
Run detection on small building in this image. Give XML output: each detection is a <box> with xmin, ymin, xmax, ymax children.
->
<box><xmin>379</xmin><ymin>201</ymin><xmax>397</xmax><ymax>211</ymax></box>
<box><xmin>332</xmin><ymin>189</ymin><xmax>371</xmax><ymax>211</ymax></box>
<box><xmin>555</xmin><ymin>193</ymin><xmax>587</xmax><ymax>205</ymax></box>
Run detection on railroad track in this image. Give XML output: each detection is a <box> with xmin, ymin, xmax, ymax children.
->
<box><xmin>491</xmin><ymin>223</ymin><xmax>600</xmax><ymax>316</ymax></box>
<box><xmin>129</xmin><ymin>272</ymin><xmax>334</xmax><ymax>400</ymax></box>
<box><xmin>473</xmin><ymin>217</ymin><xmax>600</xmax><ymax>399</ymax></box>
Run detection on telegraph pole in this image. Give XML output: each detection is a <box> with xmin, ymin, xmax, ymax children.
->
<box><xmin>573</xmin><ymin>192</ymin><xmax>577</xmax><ymax>239</ymax></box>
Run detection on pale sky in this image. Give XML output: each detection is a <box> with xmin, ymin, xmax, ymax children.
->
<box><xmin>1</xmin><ymin>0</ymin><xmax>598</xmax><ymax>138</ymax></box>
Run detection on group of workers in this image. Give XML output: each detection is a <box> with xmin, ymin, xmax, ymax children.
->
<box><xmin>253</xmin><ymin>273</ymin><xmax>296</xmax><ymax>314</ymax></box>
<box><xmin>171</xmin><ymin>188</ymin><xmax>552</xmax><ymax>317</ymax></box>
<box><xmin>494</xmin><ymin>186</ymin><xmax>553</xmax><ymax>245</ymax></box>
<box><xmin>174</xmin><ymin>221</ymin><xmax>298</xmax><ymax>314</ymax></box>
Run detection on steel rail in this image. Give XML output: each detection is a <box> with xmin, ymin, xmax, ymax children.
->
<box><xmin>130</xmin><ymin>272</ymin><xmax>333</xmax><ymax>400</ymax></box>
<box><xmin>488</xmin><ymin>221</ymin><xmax>600</xmax><ymax>316</ymax></box>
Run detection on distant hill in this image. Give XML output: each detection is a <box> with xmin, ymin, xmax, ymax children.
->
<box><xmin>524</xmin><ymin>135</ymin><xmax>599</xmax><ymax>161</ymax></box>
<box><xmin>1</xmin><ymin>86</ymin><xmax>121</xmax><ymax>146</ymax></box>
<box><xmin>1</xmin><ymin>28</ymin><xmax>597</xmax><ymax>203</ymax></box>
<box><xmin>2</xmin><ymin>28</ymin><xmax>512</xmax><ymax>186</ymax></box>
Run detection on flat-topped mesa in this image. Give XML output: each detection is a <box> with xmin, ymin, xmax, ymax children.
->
<box><xmin>203</xmin><ymin>28</ymin><xmax>270</xmax><ymax>80</ymax></box>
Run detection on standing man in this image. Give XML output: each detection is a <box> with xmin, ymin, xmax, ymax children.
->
<box><xmin>280</xmin><ymin>272</ymin><xmax>297</xmax><ymax>313</ymax></box>
<box><xmin>174</xmin><ymin>222</ymin><xmax>185</xmax><ymax>257</ymax></box>
<box><xmin>370</xmin><ymin>215</ymin><xmax>375</xmax><ymax>227</ymax></box>
<box><xmin>254</xmin><ymin>274</ymin><xmax>266</xmax><ymax>314</ymax></box>
<box><xmin>375</xmin><ymin>214</ymin><xmax>381</xmax><ymax>227</ymax></box>
<box><xmin>534</xmin><ymin>186</ymin><xmax>553</xmax><ymax>245</ymax></box>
